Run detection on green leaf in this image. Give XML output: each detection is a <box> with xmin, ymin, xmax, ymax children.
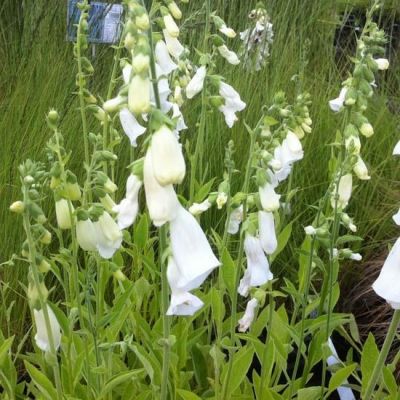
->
<box><xmin>24</xmin><ymin>361</ymin><xmax>58</xmax><ymax>400</ymax></box>
<box><xmin>194</xmin><ymin>178</ymin><xmax>215</xmax><ymax>202</ymax></box>
<box><xmin>382</xmin><ymin>366</ymin><xmax>397</xmax><ymax>395</ymax></box>
<box><xmin>361</xmin><ymin>333</ymin><xmax>379</xmax><ymax>396</ymax></box>
<box><xmin>134</xmin><ymin>213</ymin><xmax>149</xmax><ymax>250</ymax></box>
<box><xmin>221</xmin><ymin>247</ymin><xmax>236</xmax><ymax>299</ymax></box>
<box><xmin>191</xmin><ymin>344</ymin><xmax>208</xmax><ymax>389</ymax></box>
<box><xmin>177</xmin><ymin>389</ymin><xmax>202</xmax><ymax>400</ymax></box>
<box><xmin>270</xmin><ymin>222</ymin><xmax>292</xmax><ymax>262</ymax></box>
<box><xmin>328</xmin><ymin>363</ymin><xmax>356</xmax><ymax>394</ymax></box>
<box><xmin>297</xmin><ymin>386</ymin><xmax>322</xmax><ymax>400</ymax></box>
<box><xmin>99</xmin><ymin>370</ymin><xmax>143</xmax><ymax>397</ymax></box>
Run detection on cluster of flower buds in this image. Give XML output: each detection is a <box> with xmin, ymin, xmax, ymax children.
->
<box><xmin>329</xmin><ymin>20</ymin><xmax>388</xmax><ymax>202</ymax></box>
<box><xmin>240</xmin><ymin>5</ymin><xmax>274</xmax><ymax>72</ymax></box>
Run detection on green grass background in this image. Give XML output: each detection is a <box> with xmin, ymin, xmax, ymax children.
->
<box><xmin>0</xmin><ymin>0</ymin><xmax>399</xmax><ymax>337</ymax></box>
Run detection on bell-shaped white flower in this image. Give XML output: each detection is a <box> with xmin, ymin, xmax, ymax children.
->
<box><xmin>218</xmin><ymin>82</ymin><xmax>246</xmax><ymax>128</ymax></box>
<box><xmin>113</xmin><ymin>174</ymin><xmax>142</xmax><ymax>229</ymax></box>
<box><xmin>151</xmin><ymin>125</ymin><xmax>186</xmax><ymax>185</ymax></box>
<box><xmin>163</xmin><ymin>29</ymin><xmax>184</xmax><ymax>59</ymax></box>
<box><xmin>33</xmin><ymin>305</ymin><xmax>61</xmax><ymax>352</ymax></box>
<box><xmin>219</xmin><ymin>24</ymin><xmax>236</xmax><ymax>38</ymax></box>
<box><xmin>238</xmin><ymin>298</ymin><xmax>258</xmax><ymax>332</ymax></box>
<box><xmin>189</xmin><ymin>199</ymin><xmax>212</xmax><ymax>216</ymax></box>
<box><xmin>143</xmin><ymin>148</ymin><xmax>180</xmax><ymax>226</ymax></box>
<box><xmin>186</xmin><ymin>66</ymin><xmax>207</xmax><ymax>99</ymax></box>
<box><xmin>259</xmin><ymin>182</ymin><xmax>281</xmax><ymax>212</ymax></box>
<box><xmin>372</xmin><ymin>237</ymin><xmax>400</xmax><ymax>309</ymax></box>
<box><xmin>163</xmin><ymin>14</ymin><xmax>180</xmax><ymax>38</ymax></box>
<box><xmin>76</xmin><ymin>218</ymin><xmax>98</xmax><ymax>252</ymax></box>
<box><xmin>393</xmin><ymin>140</ymin><xmax>400</xmax><ymax>156</ymax></box>
<box><xmin>374</xmin><ymin>58</ymin><xmax>389</xmax><ymax>70</ymax></box>
<box><xmin>170</xmin><ymin>206</ymin><xmax>220</xmax><ymax>291</ymax></box>
<box><xmin>119</xmin><ymin>108</ymin><xmax>146</xmax><ymax>147</ymax></box>
<box><xmin>228</xmin><ymin>205</ymin><xmax>243</xmax><ymax>234</ymax></box>
<box><xmin>329</xmin><ymin>87</ymin><xmax>347</xmax><ymax>113</ymax></box>
<box><xmin>56</xmin><ymin>199</ymin><xmax>73</xmax><ymax>230</ymax></box>
<box><xmin>128</xmin><ymin>75</ymin><xmax>151</xmax><ymax>114</ymax></box>
<box><xmin>166</xmin><ymin>257</ymin><xmax>204</xmax><ymax>316</ymax></box>
<box><xmin>218</xmin><ymin>45</ymin><xmax>240</xmax><ymax>65</ymax></box>
<box><xmin>94</xmin><ymin>212</ymin><xmax>123</xmax><ymax>259</ymax></box>
<box><xmin>332</xmin><ymin>174</ymin><xmax>352</xmax><ymax>209</ymax></box>
<box><xmin>155</xmin><ymin>40</ymin><xmax>178</xmax><ymax>75</ymax></box>
<box><xmin>103</xmin><ymin>95</ymin><xmax>126</xmax><ymax>113</ymax></box>
<box><xmin>238</xmin><ymin>235</ymin><xmax>273</xmax><ymax>297</ymax></box>
<box><xmin>258</xmin><ymin>211</ymin><xmax>277</xmax><ymax>255</ymax></box>
<box><xmin>353</xmin><ymin>157</ymin><xmax>370</xmax><ymax>180</ymax></box>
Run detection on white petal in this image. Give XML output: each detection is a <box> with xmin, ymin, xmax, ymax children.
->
<box><xmin>329</xmin><ymin>88</ymin><xmax>347</xmax><ymax>112</ymax></box>
<box><xmin>372</xmin><ymin>237</ymin><xmax>400</xmax><ymax>308</ymax></box>
<box><xmin>393</xmin><ymin>209</ymin><xmax>400</xmax><ymax>225</ymax></box>
<box><xmin>238</xmin><ymin>298</ymin><xmax>258</xmax><ymax>332</ymax></box>
<box><xmin>189</xmin><ymin>199</ymin><xmax>212</xmax><ymax>216</ymax></box>
<box><xmin>259</xmin><ymin>183</ymin><xmax>281</xmax><ymax>212</ymax></box>
<box><xmin>122</xmin><ymin>64</ymin><xmax>132</xmax><ymax>85</ymax></box>
<box><xmin>374</xmin><ymin>58</ymin><xmax>389</xmax><ymax>70</ymax></box>
<box><xmin>218</xmin><ymin>45</ymin><xmax>240</xmax><ymax>65</ymax></box>
<box><xmin>228</xmin><ymin>205</ymin><xmax>243</xmax><ymax>234</ymax></box>
<box><xmin>166</xmin><ymin>291</ymin><xmax>204</xmax><ymax>316</ymax></box>
<box><xmin>163</xmin><ymin>29</ymin><xmax>184</xmax><ymax>59</ymax></box>
<box><xmin>143</xmin><ymin>148</ymin><xmax>180</xmax><ymax>227</ymax></box>
<box><xmin>186</xmin><ymin>66</ymin><xmax>206</xmax><ymax>99</ymax></box>
<box><xmin>258</xmin><ymin>211</ymin><xmax>277</xmax><ymax>255</ymax></box>
<box><xmin>119</xmin><ymin>108</ymin><xmax>146</xmax><ymax>146</ymax></box>
<box><xmin>34</xmin><ymin>305</ymin><xmax>61</xmax><ymax>352</ymax></box>
<box><xmin>393</xmin><ymin>140</ymin><xmax>400</xmax><ymax>156</ymax></box>
<box><xmin>170</xmin><ymin>206</ymin><xmax>220</xmax><ymax>291</ymax></box>
<box><xmin>155</xmin><ymin>40</ymin><xmax>178</xmax><ymax>75</ymax></box>
<box><xmin>76</xmin><ymin>219</ymin><xmax>98</xmax><ymax>252</ymax></box>
<box><xmin>95</xmin><ymin>212</ymin><xmax>123</xmax><ymax>259</ymax></box>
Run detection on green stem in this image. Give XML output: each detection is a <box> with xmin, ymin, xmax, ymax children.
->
<box><xmin>221</xmin><ymin>128</ymin><xmax>257</xmax><ymax>400</ymax></box>
<box><xmin>363</xmin><ymin>310</ymin><xmax>400</xmax><ymax>400</ymax></box>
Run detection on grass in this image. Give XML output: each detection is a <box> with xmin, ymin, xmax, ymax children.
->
<box><xmin>0</xmin><ymin>0</ymin><xmax>399</xmax><ymax>340</ymax></box>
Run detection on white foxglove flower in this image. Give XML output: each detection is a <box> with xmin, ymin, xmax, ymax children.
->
<box><xmin>143</xmin><ymin>148</ymin><xmax>180</xmax><ymax>226</ymax></box>
<box><xmin>155</xmin><ymin>40</ymin><xmax>178</xmax><ymax>75</ymax></box>
<box><xmin>170</xmin><ymin>206</ymin><xmax>220</xmax><ymax>291</ymax></box>
<box><xmin>393</xmin><ymin>209</ymin><xmax>400</xmax><ymax>226</ymax></box>
<box><xmin>219</xmin><ymin>24</ymin><xmax>236</xmax><ymax>38</ymax></box>
<box><xmin>171</xmin><ymin>103</ymin><xmax>187</xmax><ymax>133</ymax></box>
<box><xmin>119</xmin><ymin>108</ymin><xmax>146</xmax><ymax>147</ymax></box>
<box><xmin>218</xmin><ymin>82</ymin><xmax>246</xmax><ymax>128</ymax></box>
<box><xmin>372</xmin><ymin>237</ymin><xmax>400</xmax><ymax>309</ymax></box>
<box><xmin>166</xmin><ymin>258</ymin><xmax>204</xmax><ymax>316</ymax></box>
<box><xmin>95</xmin><ymin>212</ymin><xmax>123</xmax><ymax>259</ymax></box>
<box><xmin>163</xmin><ymin>14</ymin><xmax>180</xmax><ymax>38</ymax></box>
<box><xmin>186</xmin><ymin>66</ymin><xmax>207</xmax><ymax>99</ymax></box>
<box><xmin>238</xmin><ymin>298</ymin><xmax>258</xmax><ymax>332</ymax></box>
<box><xmin>374</xmin><ymin>58</ymin><xmax>389</xmax><ymax>70</ymax></box>
<box><xmin>163</xmin><ymin>29</ymin><xmax>184</xmax><ymax>59</ymax></box>
<box><xmin>33</xmin><ymin>305</ymin><xmax>61</xmax><ymax>352</ymax></box>
<box><xmin>218</xmin><ymin>45</ymin><xmax>240</xmax><ymax>65</ymax></box>
<box><xmin>259</xmin><ymin>182</ymin><xmax>281</xmax><ymax>212</ymax></box>
<box><xmin>151</xmin><ymin>125</ymin><xmax>186</xmax><ymax>185</ymax></box>
<box><xmin>259</xmin><ymin>211</ymin><xmax>277</xmax><ymax>254</ymax></box>
<box><xmin>55</xmin><ymin>199</ymin><xmax>73</xmax><ymax>230</ymax></box>
<box><xmin>149</xmin><ymin>64</ymin><xmax>173</xmax><ymax>114</ymax></box>
<box><xmin>76</xmin><ymin>218</ymin><xmax>98</xmax><ymax>252</ymax></box>
<box><xmin>332</xmin><ymin>174</ymin><xmax>352</xmax><ymax>209</ymax></box>
<box><xmin>228</xmin><ymin>205</ymin><xmax>243</xmax><ymax>234</ymax></box>
<box><xmin>128</xmin><ymin>75</ymin><xmax>151</xmax><ymax>114</ymax></box>
<box><xmin>393</xmin><ymin>141</ymin><xmax>400</xmax><ymax>155</ymax></box>
<box><xmin>329</xmin><ymin>87</ymin><xmax>347</xmax><ymax>112</ymax></box>
<box><xmin>353</xmin><ymin>157</ymin><xmax>370</xmax><ymax>180</ymax></box>
<box><xmin>103</xmin><ymin>95</ymin><xmax>126</xmax><ymax>113</ymax></box>
<box><xmin>189</xmin><ymin>199</ymin><xmax>212</xmax><ymax>216</ymax></box>
<box><xmin>113</xmin><ymin>174</ymin><xmax>142</xmax><ymax>229</ymax></box>
<box><xmin>238</xmin><ymin>235</ymin><xmax>273</xmax><ymax>297</ymax></box>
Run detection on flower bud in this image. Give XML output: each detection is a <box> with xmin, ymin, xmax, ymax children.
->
<box><xmin>163</xmin><ymin>14</ymin><xmax>180</xmax><ymax>38</ymax></box>
<box><xmin>135</xmin><ymin>13</ymin><xmax>150</xmax><ymax>30</ymax></box>
<box><xmin>216</xmin><ymin>192</ymin><xmax>228</xmax><ymax>209</ymax></box>
<box><xmin>56</xmin><ymin>199</ymin><xmax>74</xmax><ymax>229</ymax></box>
<box><xmin>103</xmin><ymin>95</ymin><xmax>126</xmax><ymax>113</ymax></box>
<box><xmin>128</xmin><ymin>75</ymin><xmax>151</xmax><ymax>114</ymax></box>
<box><xmin>374</xmin><ymin>58</ymin><xmax>389</xmax><ymax>70</ymax></box>
<box><xmin>167</xmin><ymin>1</ymin><xmax>182</xmax><ymax>19</ymax></box>
<box><xmin>360</xmin><ymin>122</ymin><xmax>374</xmax><ymax>138</ymax></box>
<box><xmin>304</xmin><ymin>225</ymin><xmax>316</xmax><ymax>235</ymax></box>
<box><xmin>353</xmin><ymin>157</ymin><xmax>370</xmax><ymax>180</ymax></box>
<box><xmin>38</xmin><ymin>259</ymin><xmax>51</xmax><ymax>273</ymax></box>
<box><xmin>132</xmin><ymin>53</ymin><xmax>150</xmax><ymax>74</ymax></box>
<box><xmin>40</xmin><ymin>230</ymin><xmax>52</xmax><ymax>245</ymax></box>
<box><xmin>10</xmin><ymin>200</ymin><xmax>25</xmax><ymax>214</ymax></box>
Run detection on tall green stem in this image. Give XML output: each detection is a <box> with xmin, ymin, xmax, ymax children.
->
<box><xmin>221</xmin><ymin>128</ymin><xmax>257</xmax><ymax>400</ymax></box>
<box><xmin>363</xmin><ymin>310</ymin><xmax>400</xmax><ymax>400</ymax></box>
